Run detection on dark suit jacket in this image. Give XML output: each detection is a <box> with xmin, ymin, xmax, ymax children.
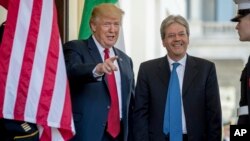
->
<box><xmin>238</xmin><ymin>56</ymin><xmax>250</xmax><ymax>124</ymax></box>
<box><xmin>63</xmin><ymin>36</ymin><xmax>135</xmax><ymax>141</ymax></box>
<box><xmin>133</xmin><ymin>55</ymin><xmax>222</xmax><ymax>141</ymax></box>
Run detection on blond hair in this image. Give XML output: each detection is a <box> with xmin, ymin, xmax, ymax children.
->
<box><xmin>90</xmin><ymin>3</ymin><xmax>124</xmax><ymax>23</ymax></box>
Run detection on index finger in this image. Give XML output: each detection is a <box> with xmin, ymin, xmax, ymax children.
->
<box><xmin>109</xmin><ymin>56</ymin><xmax>119</xmax><ymax>63</ymax></box>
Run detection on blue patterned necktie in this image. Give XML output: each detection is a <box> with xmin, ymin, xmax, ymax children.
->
<box><xmin>163</xmin><ymin>62</ymin><xmax>182</xmax><ymax>141</ymax></box>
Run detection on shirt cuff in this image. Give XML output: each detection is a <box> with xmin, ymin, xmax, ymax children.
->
<box><xmin>93</xmin><ymin>66</ymin><xmax>104</xmax><ymax>81</ymax></box>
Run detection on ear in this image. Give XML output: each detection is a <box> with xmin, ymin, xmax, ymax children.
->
<box><xmin>162</xmin><ymin>40</ymin><xmax>166</xmax><ymax>48</ymax></box>
<box><xmin>90</xmin><ymin>22</ymin><xmax>96</xmax><ymax>32</ymax></box>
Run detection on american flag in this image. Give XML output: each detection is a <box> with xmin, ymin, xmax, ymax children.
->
<box><xmin>0</xmin><ymin>0</ymin><xmax>75</xmax><ymax>140</ymax></box>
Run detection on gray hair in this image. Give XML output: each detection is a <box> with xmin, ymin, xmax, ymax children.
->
<box><xmin>160</xmin><ymin>15</ymin><xmax>190</xmax><ymax>40</ymax></box>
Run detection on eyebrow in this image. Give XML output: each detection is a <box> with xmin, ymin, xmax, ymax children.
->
<box><xmin>167</xmin><ymin>31</ymin><xmax>186</xmax><ymax>34</ymax></box>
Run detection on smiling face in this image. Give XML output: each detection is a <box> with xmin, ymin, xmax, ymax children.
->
<box><xmin>235</xmin><ymin>14</ymin><xmax>250</xmax><ymax>41</ymax></box>
<box><xmin>162</xmin><ymin>22</ymin><xmax>189</xmax><ymax>61</ymax></box>
<box><xmin>91</xmin><ymin>16</ymin><xmax>121</xmax><ymax>48</ymax></box>
<box><xmin>89</xmin><ymin>4</ymin><xmax>123</xmax><ymax>49</ymax></box>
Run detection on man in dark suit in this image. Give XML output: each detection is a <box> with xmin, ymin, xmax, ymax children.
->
<box><xmin>133</xmin><ymin>15</ymin><xmax>222</xmax><ymax>141</ymax></box>
<box><xmin>63</xmin><ymin>3</ymin><xmax>134</xmax><ymax>141</ymax></box>
<box><xmin>231</xmin><ymin>0</ymin><xmax>250</xmax><ymax>124</ymax></box>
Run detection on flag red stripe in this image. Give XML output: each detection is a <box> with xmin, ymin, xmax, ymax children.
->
<box><xmin>0</xmin><ymin>0</ymin><xmax>20</xmax><ymax>118</ymax></box>
<box><xmin>40</xmin><ymin>126</ymin><xmax>52</xmax><ymax>141</ymax></box>
<box><xmin>59</xmin><ymin>128</ymin><xmax>74</xmax><ymax>140</ymax></box>
<box><xmin>14</xmin><ymin>0</ymin><xmax>43</xmax><ymax>120</ymax></box>
<box><xmin>36</xmin><ymin>1</ymin><xmax>59</xmax><ymax>125</ymax></box>
<box><xmin>0</xmin><ymin>0</ymin><xmax>9</xmax><ymax>9</ymax></box>
<box><xmin>59</xmin><ymin>81</ymin><xmax>73</xmax><ymax>140</ymax></box>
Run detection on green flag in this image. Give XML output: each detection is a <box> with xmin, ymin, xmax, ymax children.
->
<box><xmin>78</xmin><ymin>0</ymin><xmax>118</xmax><ymax>39</ymax></box>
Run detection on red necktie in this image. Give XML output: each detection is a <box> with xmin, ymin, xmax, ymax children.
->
<box><xmin>104</xmin><ymin>48</ymin><xmax>120</xmax><ymax>138</ymax></box>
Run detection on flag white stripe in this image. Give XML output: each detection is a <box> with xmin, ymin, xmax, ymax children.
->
<box><xmin>25</xmin><ymin>0</ymin><xmax>53</xmax><ymax>122</ymax></box>
<box><xmin>3</xmin><ymin>0</ymin><xmax>33</xmax><ymax>118</ymax></box>
<box><xmin>71</xmin><ymin>114</ymin><xmax>75</xmax><ymax>133</ymax></box>
<box><xmin>37</xmin><ymin>125</ymin><xmax>43</xmax><ymax>138</ymax></box>
<box><xmin>51</xmin><ymin>127</ymin><xmax>64</xmax><ymax>140</ymax></box>
<box><xmin>48</xmin><ymin>41</ymin><xmax>66</xmax><ymax>127</ymax></box>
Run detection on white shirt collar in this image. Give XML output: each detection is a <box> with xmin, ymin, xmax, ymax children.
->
<box><xmin>92</xmin><ymin>35</ymin><xmax>115</xmax><ymax>61</ymax></box>
<box><xmin>92</xmin><ymin>35</ymin><xmax>106</xmax><ymax>53</ymax></box>
<box><xmin>167</xmin><ymin>54</ymin><xmax>187</xmax><ymax>67</ymax></box>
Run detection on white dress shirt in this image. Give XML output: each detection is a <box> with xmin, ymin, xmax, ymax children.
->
<box><xmin>167</xmin><ymin>54</ymin><xmax>187</xmax><ymax>134</ymax></box>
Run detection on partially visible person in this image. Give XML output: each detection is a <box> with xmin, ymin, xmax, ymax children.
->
<box><xmin>231</xmin><ymin>0</ymin><xmax>250</xmax><ymax>124</ymax></box>
<box><xmin>0</xmin><ymin>22</ymin><xmax>39</xmax><ymax>141</ymax></box>
<box><xmin>133</xmin><ymin>15</ymin><xmax>222</xmax><ymax>141</ymax></box>
<box><xmin>63</xmin><ymin>3</ymin><xmax>134</xmax><ymax>141</ymax></box>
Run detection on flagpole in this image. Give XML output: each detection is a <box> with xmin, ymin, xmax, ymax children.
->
<box><xmin>55</xmin><ymin>0</ymin><xmax>68</xmax><ymax>43</ymax></box>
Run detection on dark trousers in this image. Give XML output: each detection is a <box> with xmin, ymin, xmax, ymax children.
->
<box><xmin>165</xmin><ymin>134</ymin><xmax>188</xmax><ymax>141</ymax></box>
<box><xmin>183</xmin><ymin>134</ymin><xmax>188</xmax><ymax>141</ymax></box>
<box><xmin>102</xmin><ymin>121</ymin><xmax>124</xmax><ymax>141</ymax></box>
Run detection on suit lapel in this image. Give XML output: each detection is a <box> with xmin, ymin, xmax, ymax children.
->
<box><xmin>113</xmin><ymin>48</ymin><xmax>128</xmax><ymax>110</ymax></box>
<box><xmin>87</xmin><ymin>37</ymin><xmax>103</xmax><ymax>63</ymax></box>
<box><xmin>157</xmin><ymin>56</ymin><xmax>171</xmax><ymax>87</ymax></box>
<box><xmin>182</xmin><ymin>56</ymin><xmax>198</xmax><ymax>97</ymax></box>
<box><xmin>87</xmin><ymin>37</ymin><xmax>109</xmax><ymax>86</ymax></box>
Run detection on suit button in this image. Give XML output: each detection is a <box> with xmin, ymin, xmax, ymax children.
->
<box><xmin>107</xmin><ymin>105</ymin><xmax>110</xmax><ymax>109</ymax></box>
<box><xmin>103</xmin><ymin>123</ymin><xmax>106</xmax><ymax>126</ymax></box>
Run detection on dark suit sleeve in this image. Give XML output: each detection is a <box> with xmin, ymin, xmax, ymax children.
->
<box><xmin>127</xmin><ymin>57</ymin><xmax>135</xmax><ymax>141</ymax></box>
<box><xmin>128</xmin><ymin>89</ymin><xmax>135</xmax><ymax>141</ymax></box>
<box><xmin>205</xmin><ymin>63</ymin><xmax>222</xmax><ymax>141</ymax></box>
<box><xmin>239</xmin><ymin>66</ymin><xmax>248</xmax><ymax>107</ymax></box>
<box><xmin>63</xmin><ymin>41</ymin><xmax>98</xmax><ymax>83</ymax></box>
<box><xmin>133</xmin><ymin>64</ymin><xmax>150</xmax><ymax>141</ymax></box>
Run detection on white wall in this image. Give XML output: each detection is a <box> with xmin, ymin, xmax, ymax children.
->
<box><xmin>68</xmin><ymin>0</ymin><xmax>84</xmax><ymax>40</ymax></box>
<box><xmin>118</xmin><ymin>0</ymin><xmax>191</xmax><ymax>78</ymax></box>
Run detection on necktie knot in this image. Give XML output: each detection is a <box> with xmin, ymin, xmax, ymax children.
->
<box><xmin>172</xmin><ymin>62</ymin><xmax>180</xmax><ymax>70</ymax></box>
<box><xmin>104</xmin><ymin>48</ymin><xmax>110</xmax><ymax>55</ymax></box>
<box><xmin>104</xmin><ymin>49</ymin><xmax>110</xmax><ymax>60</ymax></box>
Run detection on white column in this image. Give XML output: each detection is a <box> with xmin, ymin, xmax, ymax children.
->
<box><xmin>119</xmin><ymin>0</ymin><xmax>132</xmax><ymax>54</ymax></box>
<box><xmin>68</xmin><ymin>0</ymin><xmax>84</xmax><ymax>40</ymax></box>
<box><xmin>128</xmin><ymin>0</ymin><xmax>148</xmax><ymax>77</ymax></box>
<box><xmin>145</xmin><ymin>0</ymin><xmax>156</xmax><ymax>60</ymax></box>
<box><xmin>190</xmin><ymin>0</ymin><xmax>202</xmax><ymax>21</ymax></box>
<box><xmin>189</xmin><ymin>0</ymin><xmax>203</xmax><ymax>38</ymax></box>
